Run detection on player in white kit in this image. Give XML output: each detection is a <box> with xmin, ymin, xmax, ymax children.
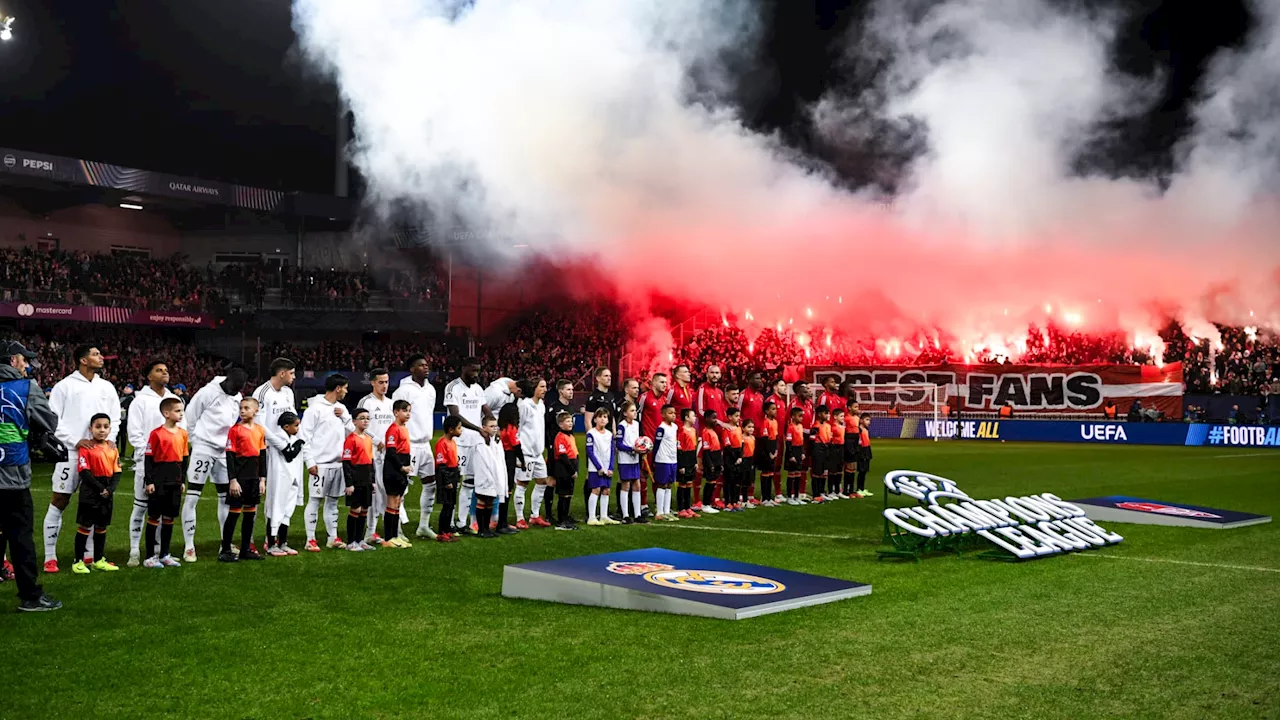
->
<box><xmin>515</xmin><ymin>377</ymin><xmax>547</xmax><ymax>529</ymax></box>
<box><xmin>124</xmin><ymin>360</ymin><xmax>183</xmax><ymax>567</ymax></box>
<box><xmin>357</xmin><ymin>368</ymin><xmax>405</xmax><ymax>543</ymax></box>
<box><xmin>299</xmin><ymin>374</ymin><xmax>356</xmax><ymax>551</ymax></box>
<box><xmin>252</xmin><ymin>358</ymin><xmax>296</xmax><ymax>549</ymax></box>
<box><xmin>181</xmin><ymin>367</ymin><xmax>248</xmax><ymax>563</ymax></box>
<box><xmin>444</xmin><ymin>359</ymin><xmax>489</xmax><ymax>534</ymax></box>
<box><xmin>43</xmin><ymin>345</ymin><xmax>119</xmax><ymax>573</ymax></box>
<box><xmin>392</xmin><ymin>354</ymin><xmax>437</xmax><ymax>539</ymax></box>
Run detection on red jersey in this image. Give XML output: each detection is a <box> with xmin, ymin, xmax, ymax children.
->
<box><xmin>342</xmin><ymin>433</ymin><xmax>374</xmax><ymax>466</ymax></box>
<box><xmin>678</xmin><ymin>426</ymin><xmax>698</xmax><ymax>452</ymax></box>
<box><xmin>553</xmin><ymin>431</ymin><xmax>578</xmax><ymax>460</ymax></box>
<box><xmin>860</xmin><ymin>426</ymin><xmax>871</xmax><ymax>447</ymax></box>
<box><xmin>739</xmin><ymin>388</ymin><xmax>765</xmax><ymax>429</ymax></box>
<box><xmin>700</xmin><ymin>428</ymin><xmax>721</xmax><ymax>452</ymax></box>
<box><xmin>831</xmin><ymin>423</ymin><xmax>846</xmax><ymax>445</ymax></box>
<box><xmin>146</xmin><ymin>426</ymin><xmax>189</xmax><ymax>463</ymax></box>
<box><xmin>668</xmin><ymin>382</ymin><xmax>694</xmax><ymax>413</ymax></box>
<box><xmin>78</xmin><ymin>443</ymin><xmax>121</xmax><ymax>478</ymax></box>
<box><xmin>724</xmin><ymin>426</ymin><xmax>743</xmax><ymax>449</ymax></box>
<box><xmin>500</xmin><ymin>425</ymin><xmax>521</xmax><ymax>451</ymax></box>
<box><xmin>786</xmin><ymin>422</ymin><xmax>806</xmax><ymax>447</ymax></box>
<box><xmin>638</xmin><ymin>391</ymin><xmax>665</xmax><ymax>440</ymax></box>
<box><xmin>844</xmin><ymin>412</ymin><xmax>860</xmax><ymax>436</ymax></box>
<box><xmin>816</xmin><ymin>391</ymin><xmax>847</xmax><ymax>414</ymax></box>
<box><xmin>227</xmin><ymin>422</ymin><xmax>266</xmax><ymax>458</ymax></box>
<box><xmin>788</xmin><ymin>397</ymin><xmax>815</xmax><ymax>429</ymax></box>
<box><xmin>695</xmin><ymin>384</ymin><xmax>727</xmax><ymax>426</ymax></box>
<box><xmin>435</xmin><ymin>436</ymin><xmax>459</xmax><ymax>468</ymax></box>
<box><xmin>759</xmin><ymin>416</ymin><xmax>779</xmax><ymax>441</ymax></box>
<box><xmin>742</xmin><ymin>435</ymin><xmax>755</xmax><ymax>458</ymax></box>
<box><xmin>814</xmin><ymin>421</ymin><xmax>833</xmax><ymax>444</ymax></box>
<box><xmin>385</xmin><ymin>423</ymin><xmax>411</xmax><ymax>456</ymax></box>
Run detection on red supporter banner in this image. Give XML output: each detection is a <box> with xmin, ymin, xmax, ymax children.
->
<box><xmin>806</xmin><ymin>363</ymin><xmax>1184</xmax><ymax>418</ymax></box>
<box><xmin>0</xmin><ymin>301</ymin><xmax>216</xmax><ymax>328</ymax></box>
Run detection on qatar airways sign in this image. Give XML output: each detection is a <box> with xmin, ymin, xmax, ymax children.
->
<box><xmin>882</xmin><ymin>470</ymin><xmax>1123</xmax><ymax>560</ymax></box>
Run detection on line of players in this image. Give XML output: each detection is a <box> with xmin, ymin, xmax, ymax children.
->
<box><xmin>38</xmin><ymin>347</ymin><xmax>875</xmax><ymax>571</ymax></box>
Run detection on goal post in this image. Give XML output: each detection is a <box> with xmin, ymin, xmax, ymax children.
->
<box><xmin>807</xmin><ymin>383</ymin><xmax>950</xmax><ymax>442</ymax></box>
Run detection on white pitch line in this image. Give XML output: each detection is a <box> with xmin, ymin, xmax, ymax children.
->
<box><xmin>1076</xmin><ymin>553</ymin><xmax>1280</xmax><ymax>574</ymax></box>
<box><xmin>1212</xmin><ymin>453</ymin><xmax>1280</xmax><ymax>459</ymax></box>
<box><xmin>652</xmin><ymin>524</ymin><xmax>853</xmax><ymax>540</ymax></box>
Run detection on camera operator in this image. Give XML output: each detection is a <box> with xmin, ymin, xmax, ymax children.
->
<box><xmin>0</xmin><ymin>341</ymin><xmax>61</xmax><ymax>612</ymax></box>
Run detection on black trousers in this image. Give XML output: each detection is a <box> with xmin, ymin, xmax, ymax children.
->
<box><xmin>0</xmin><ymin>487</ymin><xmax>44</xmax><ymax>602</ymax></box>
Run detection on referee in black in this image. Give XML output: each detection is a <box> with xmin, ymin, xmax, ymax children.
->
<box><xmin>0</xmin><ymin>341</ymin><xmax>61</xmax><ymax>612</ymax></box>
<box><xmin>583</xmin><ymin>367</ymin><xmax>625</xmax><ymax>518</ymax></box>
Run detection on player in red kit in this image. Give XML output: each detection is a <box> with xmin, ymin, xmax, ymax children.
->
<box><xmin>636</xmin><ymin>372</ymin><xmax>670</xmax><ymax>517</ymax></box>
<box><xmin>695</xmin><ymin>365</ymin><xmax>728</xmax><ymax>508</ymax></box>
<box><xmin>739</xmin><ymin>371</ymin><xmax>765</xmax><ymax>432</ymax></box>
<box><xmin>816</xmin><ymin>376</ymin><xmax>846</xmax><ymax>416</ymax></box>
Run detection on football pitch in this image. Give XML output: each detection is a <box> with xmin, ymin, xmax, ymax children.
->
<box><xmin>3</xmin><ymin>440</ymin><xmax>1278</xmax><ymax>719</ymax></box>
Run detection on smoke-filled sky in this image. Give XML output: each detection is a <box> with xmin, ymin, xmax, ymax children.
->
<box><xmin>293</xmin><ymin>0</ymin><xmax>1280</xmax><ymax>349</ymax></box>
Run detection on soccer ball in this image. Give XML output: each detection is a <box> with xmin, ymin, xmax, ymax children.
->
<box><xmin>634</xmin><ymin>436</ymin><xmax>653</xmax><ymax>454</ymax></box>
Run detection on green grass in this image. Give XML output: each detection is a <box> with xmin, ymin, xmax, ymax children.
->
<box><xmin>3</xmin><ymin>440</ymin><xmax>1279</xmax><ymax>719</ymax></box>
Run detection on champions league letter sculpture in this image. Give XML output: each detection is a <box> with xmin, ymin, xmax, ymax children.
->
<box><xmin>877</xmin><ymin>471</ymin><xmax>1124</xmax><ymax>561</ymax></box>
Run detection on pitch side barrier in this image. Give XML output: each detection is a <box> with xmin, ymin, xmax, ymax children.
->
<box><xmin>866</xmin><ymin>417</ymin><xmax>1280</xmax><ymax>448</ymax></box>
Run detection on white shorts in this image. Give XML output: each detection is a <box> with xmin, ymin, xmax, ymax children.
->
<box><xmin>410</xmin><ymin>447</ymin><xmax>435</xmax><ymax>478</ymax></box>
<box><xmin>188</xmin><ymin>451</ymin><xmax>229</xmax><ymax>486</ymax></box>
<box><xmin>310</xmin><ymin>465</ymin><xmax>345</xmax><ymax>498</ymax></box>
<box><xmin>459</xmin><ymin>444</ymin><xmax>477</xmax><ymax>479</ymax></box>
<box><xmin>51</xmin><ymin>460</ymin><xmax>78</xmax><ymax>495</ymax></box>
<box><xmin>517</xmin><ymin>456</ymin><xmax>548</xmax><ymax>483</ymax></box>
<box><xmin>373</xmin><ymin>451</ymin><xmax>385</xmax><ymax>487</ymax></box>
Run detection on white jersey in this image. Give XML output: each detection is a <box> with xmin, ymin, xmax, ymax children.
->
<box><xmin>50</xmin><ymin>371</ymin><xmax>120</xmax><ymax>455</ymax></box>
<box><xmin>126</xmin><ymin>385</ymin><xmax>183</xmax><ymax>456</ymax></box>
<box><xmin>391</xmin><ymin>377</ymin><xmax>436</xmax><ymax>444</ymax></box>
<box><xmin>356</xmin><ymin>393</ymin><xmax>395</xmax><ymax>452</ymax></box>
<box><xmin>299</xmin><ymin>394</ymin><xmax>355</xmax><ymax>467</ymax></box>
<box><xmin>444</xmin><ymin>378</ymin><xmax>486</xmax><ymax>447</ymax></box>
<box><xmin>517</xmin><ymin>397</ymin><xmax>546</xmax><ymax>458</ymax></box>
<box><xmin>616</xmin><ymin>419</ymin><xmax>641</xmax><ymax>466</ymax></box>
<box><xmin>184</xmin><ymin>376</ymin><xmax>241</xmax><ymax>456</ymax></box>
<box><xmin>653</xmin><ymin>421</ymin><xmax>678</xmax><ymax>464</ymax></box>
<box><xmin>585</xmin><ymin>427</ymin><xmax>615</xmax><ymax>473</ymax></box>
<box><xmin>484</xmin><ymin>378</ymin><xmax>517</xmax><ymax>416</ymax></box>
<box><xmin>252</xmin><ymin>381</ymin><xmax>296</xmax><ymax>454</ymax></box>
<box><xmin>471</xmin><ymin>437</ymin><xmax>508</xmax><ymax>500</ymax></box>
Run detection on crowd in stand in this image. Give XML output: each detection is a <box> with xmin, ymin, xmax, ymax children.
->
<box><xmin>262</xmin><ymin>339</ymin><xmax>455</xmax><ymax>378</ymax></box>
<box><xmin>0</xmin><ymin>248</ymin><xmax>220</xmax><ymax>311</ymax></box>
<box><xmin>9</xmin><ymin>323</ymin><xmax>224</xmax><ymax>393</ymax></box>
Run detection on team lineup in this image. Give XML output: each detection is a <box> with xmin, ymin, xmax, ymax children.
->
<box><xmin>39</xmin><ymin>346</ymin><xmax>878</xmax><ymax>572</ymax></box>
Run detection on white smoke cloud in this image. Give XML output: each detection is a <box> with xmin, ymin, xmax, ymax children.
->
<box><xmin>292</xmin><ymin>0</ymin><xmax>1280</xmax><ymax>341</ymax></box>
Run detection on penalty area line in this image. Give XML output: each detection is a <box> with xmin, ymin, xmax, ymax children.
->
<box><xmin>1212</xmin><ymin>452</ymin><xmax>1279</xmax><ymax>459</ymax></box>
<box><xmin>651</xmin><ymin>524</ymin><xmax>853</xmax><ymax>540</ymax></box>
<box><xmin>1075</xmin><ymin>553</ymin><xmax>1280</xmax><ymax>574</ymax></box>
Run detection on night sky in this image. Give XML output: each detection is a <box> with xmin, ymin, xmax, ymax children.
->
<box><xmin>0</xmin><ymin>0</ymin><xmax>1255</xmax><ymax>196</ymax></box>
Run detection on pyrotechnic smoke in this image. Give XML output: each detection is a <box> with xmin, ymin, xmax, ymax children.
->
<box><xmin>292</xmin><ymin>0</ymin><xmax>1280</xmax><ymax>356</ymax></box>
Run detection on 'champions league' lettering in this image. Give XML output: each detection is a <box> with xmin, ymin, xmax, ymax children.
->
<box><xmin>819</xmin><ymin>370</ymin><xmax>1104</xmax><ymax>410</ymax></box>
<box><xmin>882</xmin><ymin>470</ymin><xmax>1123</xmax><ymax>560</ymax></box>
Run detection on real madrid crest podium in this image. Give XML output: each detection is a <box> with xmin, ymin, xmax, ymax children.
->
<box><xmin>501</xmin><ymin>548</ymin><xmax>871</xmax><ymax>620</ymax></box>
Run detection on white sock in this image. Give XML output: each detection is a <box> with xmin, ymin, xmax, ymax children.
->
<box><xmin>631</xmin><ymin>490</ymin><xmax>642</xmax><ymax>517</ymax></box>
<box><xmin>588</xmin><ymin>493</ymin><xmax>598</xmax><ymax>521</ymax></box>
<box><xmin>128</xmin><ymin>500</ymin><xmax>147</xmax><ymax>557</ymax></box>
<box><xmin>530</xmin><ymin>485</ymin><xmax>545</xmax><ymax>518</ymax></box>
<box><xmin>324</xmin><ymin>497</ymin><xmax>339</xmax><ymax>539</ymax></box>
<box><xmin>619</xmin><ymin>490</ymin><xmax>630</xmax><ymax>519</ymax></box>
<box><xmin>663</xmin><ymin>488</ymin><xmax>673</xmax><ymax>516</ymax></box>
<box><xmin>305</xmin><ymin>496</ymin><xmax>322</xmax><ymax>542</ymax></box>
<box><xmin>182</xmin><ymin>485</ymin><xmax>201</xmax><ymax>552</ymax></box>
<box><xmin>601</xmin><ymin>494</ymin><xmax>610</xmax><ymax>519</ymax></box>
<box><xmin>514</xmin><ymin>484</ymin><xmax>527</xmax><ymax>521</ymax></box>
<box><xmin>457</xmin><ymin>484</ymin><xmax>473</xmax><ymax>527</ymax></box>
<box><xmin>42</xmin><ymin>504</ymin><xmax>63</xmax><ymax>562</ymax></box>
<box><xmin>369</xmin><ymin>484</ymin><xmax>385</xmax><ymax>538</ymax></box>
<box><xmin>216</xmin><ymin>488</ymin><xmax>229</xmax><ymax>532</ymax></box>
<box><xmin>417</xmin><ymin>482</ymin><xmax>435</xmax><ymax>532</ymax></box>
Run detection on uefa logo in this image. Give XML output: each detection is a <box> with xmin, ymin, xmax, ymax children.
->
<box><xmin>16</xmin><ymin>303</ymin><xmax>34</xmax><ymax>317</ymax></box>
<box><xmin>2</xmin><ymin>155</ymin><xmax>13</xmax><ymax>168</ymax></box>
<box><xmin>642</xmin><ymin>569</ymin><xmax>785</xmax><ymax>595</ymax></box>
